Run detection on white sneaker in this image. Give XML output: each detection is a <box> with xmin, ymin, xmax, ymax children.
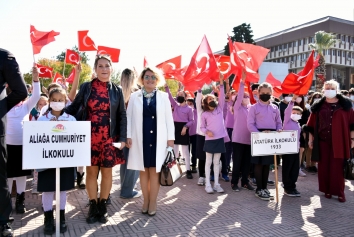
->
<box><xmin>197</xmin><ymin>177</ymin><xmax>205</xmax><ymax>186</ymax></box>
<box><xmin>205</xmin><ymin>185</ymin><xmax>214</xmax><ymax>194</ymax></box>
<box><xmin>213</xmin><ymin>184</ymin><xmax>224</xmax><ymax>193</ymax></box>
<box><xmin>299</xmin><ymin>168</ymin><xmax>306</xmax><ymax>177</ymax></box>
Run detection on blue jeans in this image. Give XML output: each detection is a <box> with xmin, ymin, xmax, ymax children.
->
<box><xmin>120</xmin><ymin>147</ymin><xmax>140</xmax><ymax>198</ymax></box>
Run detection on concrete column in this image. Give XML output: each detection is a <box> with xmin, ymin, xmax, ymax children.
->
<box><xmin>325</xmin><ymin>65</ymin><xmax>333</xmax><ymax>81</ymax></box>
<box><xmin>345</xmin><ymin>67</ymin><xmax>351</xmax><ymax>89</ymax></box>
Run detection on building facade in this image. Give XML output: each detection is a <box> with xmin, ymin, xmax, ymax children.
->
<box><xmin>255</xmin><ymin>16</ymin><xmax>354</xmax><ymax>90</ymax></box>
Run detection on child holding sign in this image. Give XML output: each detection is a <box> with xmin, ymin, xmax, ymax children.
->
<box><xmin>282</xmin><ymin>95</ymin><xmax>302</xmax><ymax>197</ymax></box>
<box><xmin>37</xmin><ymin>88</ymin><xmax>76</xmax><ymax>235</ymax></box>
<box><xmin>247</xmin><ymin>82</ymin><xmax>282</xmax><ymax>201</ymax></box>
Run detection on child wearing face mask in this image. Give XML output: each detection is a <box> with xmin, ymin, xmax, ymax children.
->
<box><xmin>247</xmin><ymin>82</ymin><xmax>282</xmax><ymax>201</ymax></box>
<box><xmin>231</xmin><ymin>73</ymin><xmax>255</xmax><ymax>192</ymax></box>
<box><xmin>37</xmin><ymin>88</ymin><xmax>76</xmax><ymax>235</ymax></box>
<box><xmin>164</xmin><ymin>85</ymin><xmax>194</xmax><ymax>179</ymax></box>
<box><xmin>282</xmin><ymin>95</ymin><xmax>303</xmax><ymax>197</ymax></box>
<box><xmin>200</xmin><ymin>74</ymin><xmax>228</xmax><ymax>194</ymax></box>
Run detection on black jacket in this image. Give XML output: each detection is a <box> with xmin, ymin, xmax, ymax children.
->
<box><xmin>65</xmin><ymin>79</ymin><xmax>127</xmax><ymax>142</ymax></box>
<box><xmin>0</xmin><ymin>48</ymin><xmax>28</xmax><ymax>136</ymax></box>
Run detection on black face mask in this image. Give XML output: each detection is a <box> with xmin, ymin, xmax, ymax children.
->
<box><xmin>177</xmin><ymin>96</ymin><xmax>185</xmax><ymax>103</ymax></box>
<box><xmin>208</xmin><ymin>101</ymin><xmax>218</xmax><ymax>108</ymax></box>
<box><xmin>259</xmin><ymin>94</ymin><xmax>271</xmax><ymax>102</ymax></box>
<box><xmin>225</xmin><ymin>96</ymin><xmax>229</xmax><ymax>100</ymax></box>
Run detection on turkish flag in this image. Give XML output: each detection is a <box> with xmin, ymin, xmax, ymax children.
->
<box><xmin>30</xmin><ymin>25</ymin><xmax>60</xmax><ymax>55</ymax></box>
<box><xmin>265</xmin><ymin>73</ymin><xmax>282</xmax><ymax>98</ymax></box>
<box><xmin>97</xmin><ymin>46</ymin><xmax>120</xmax><ymax>63</ymax></box>
<box><xmin>65</xmin><ymin>49</ymin><xmax>80</xmax><ymax>65</ymax></box>
<box><xmin>53</xmin><ymin>72</ymin><xmax>64</xmax><ymax>83</ymax></box>
<box><xmin>66</xmin><ymin>68</ymin><xmax>76</xmax><ymax>84</ymax></box>
<box><xmin>183</xmin><ymin>35</ymin><xmax>219</xmax><ymax>91</ymax></box>
<box><xmin>144</xmin><ymin>56</ymin><xmax>149</xmax><ymax>68</ymax></box>
<box><xmin>78</xmin><ymin>30</ymin><xmax>97</xmax><ymax>51</ymax></box>
<box><xmin>36</xmin><ymin>64</ymin><xmax>53</xmax><ymax>79</ymax></box>
<box><xmin>156</xmin><ymin>55</ymin><xmax>182</xmax><ymax>79</ymax></box>
<box><xmin>281</xmin><ymin>50</ymin><xmax>315</xmax><ymax>95</ymax></box>
<box><xmin>214</xmin><ymin>54</ymin><xmax>232</xmax><ymax>79</ymax></box>
<box><xmin>228</xmin><ymin>36</ymin><xmax>243</xmax><ymax>80</ymax></box>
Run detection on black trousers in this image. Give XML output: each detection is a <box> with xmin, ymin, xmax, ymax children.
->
<box><xmin>282</xmin><ymin>153</ymin><xmax>299</xmax><ymax>191</ymax></box>
<box><xmin>198</xmin><ymin>159</ymin><xmax>205</xmax><ymax>177</ymax></box>
<box><xmin>189</xmin><ymin>135</ymin><xmax>197</xmax><ymax>167</ymax></box>
<box><xmin>0</xmin><ymin>136</ymin><xmax>12</xmax><ymax>225</ymax></box>
<box><xmin>231</xmin><ymin>143</ymin><xmax>251</xmax><ymax>186</ymax></box>
<box><xmin>254</xmin><ymin>164</ymin><xmax>270</xmax><ymax>191</ymax></box>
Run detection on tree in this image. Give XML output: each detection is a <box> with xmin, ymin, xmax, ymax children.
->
<box><xmin>309</xmin><ymin>31</ymin><xmax>336</xmax><ymax>91</ymax></box>
<box><xmin>55</xmin><ymin>46</ymin><xmax>89</xmax><ymax>64</ymax></box>
<box><xmin>224</xmin><ymin>23</ymin><xmax>255</xmax><ymax>56</ymax></box>
<box><xmin>110</xmin><ymin>69</ymin><xmax>121</xmax><ymax>85</ymax></box>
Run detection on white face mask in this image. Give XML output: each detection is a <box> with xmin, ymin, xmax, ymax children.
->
<box><xmin>285</xmin><ymin>96</ymin><xmax>293</xmax><ymax>102</ymax></box>
<box><xmin>290</xmin><ymin>114</ymin><xmax>302</xmax><ymax>121</ymax></box>
<box><xmin>50</xmin><ymin>102</ymin><xmax>65</xmax><ymax>112</ymax></box>
<box><xmin>242</xmin><ymin>98</ymin><xmax>250</xmax><ymax>105</ymax></box>
<box><xmin>350</xmin><ymin>95</ymin><xmax>354</xmax><ymax>100</ymax></box>
<box><xmin>295</xmin><ymin>97</ymin><xmax>302</xmax><ymax>103</ymax></box>
<box><xmin>324</xmin><ymin>90</ymin><xmax>337</xmax><ymax>99</ymax></box>
<box><xmin>232</xmin><ymin>95</ymin><xmax>236</xmax><ymax>101</ymax></box>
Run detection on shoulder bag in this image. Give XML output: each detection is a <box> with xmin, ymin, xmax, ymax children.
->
<box><xmin>160</xmin><ymin>149</ymin><xmax>182</xmax><ymax>186</ymax></box>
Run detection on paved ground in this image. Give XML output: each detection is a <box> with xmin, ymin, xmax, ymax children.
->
<box><xmin>9</xmin><ymin>164</ymin><xmax>354</xmax><ymax>237</ymax></box>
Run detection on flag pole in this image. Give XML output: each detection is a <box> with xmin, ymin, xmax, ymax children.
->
<box><xmin>32</xmin><ymin>53</ymin><xmax>36</xmax><ymax>63</ymax></box>
<box><xmin>62</xmin><ymin>50</ymin><xmax>67</xmax><ymax>78</ymax></box>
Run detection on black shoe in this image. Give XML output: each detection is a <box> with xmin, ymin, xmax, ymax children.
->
<box><xmin>231</xmin><ymin>184</ymin><xmax>240</xmax><ymax>192</ymax></box>
<box><xmin>284</xmin><ymin>189</ymin><xmax>297</xmax><ymax>197</ymax></box>
<box><xmin>263</xmin><ymin>189</ymin><xmax>274</xmax><ymax>200</ymax></box>
<box><xmin>106</xmin><ymin>194</ymin><xmax>111</xmax><ymax>205</ymax></box>
<box><xmin>311</xmin><ymin>166</ymin><xmax>318</xmax><ymax>173</ymax></box>
<box><xmin>293</xmin><ymin>189</ymin><xmax>301</xmax><ymax>197</ymax></box>
<box><xmin>59</xmin><ymin>210</ymin><xmax>67</xmax><ymax>233</ymax></box>
<box><xmin>242</xmin><ymin>183</ymin><xmax>255</xmax><ymax>191</ymax></box>
<box><xmin>191</xmin><ymin>166</ymin><xmax>198</xmax><ymax>173</ymax></box>
<box><xmin>0</xmin><ymin>223</ymin><xmax>14</xmax><ymax>237</ymax></box>
<box><xmin>98</xmin><ymin>199</ymin><xmax>108</xmax><ymax>223</ymax></box>
<box><xmin>186</xmin><ymin>170</ymin><xmax>193</xmax><ymax>179</ymax></box>
<box><xmin>76</xmin><ymin>172</ymin><xmax>86</xmax><ymax>189</ymax></box>
<box><xmin>267</xmin><ymin>180</ymin><xmax>275</xmax><ymax>186</ymax></box>
<box><xmin>86</xmin><ymin>199</ymin><xmax>99</xmax><ymax>224</ymax></box>
<box><xmin>15</xmin><ymin>192</ymin><xmax>26</xmax><ymax>214</ymax></box>
<box><xmin>43</xmin><ymin>210</ymin><xmax>55</xmax><ymax>235</ymax></box>
<box><xmin>255</xmin><ymin>189</ymin><xmax>270</xmax><ymax>201</ymax></box>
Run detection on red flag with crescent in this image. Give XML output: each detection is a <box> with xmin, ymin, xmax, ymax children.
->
<box><xmin>30</xmin><ymin>25</ymin><xmax>60</xmax><ymax>55</ymax></box>
<box><xmin>78</xmin><ymin>30</ymin><xmax>97</xmax><ymax>51</ymax></box>
<box><xmin>281</xmin><ymin>50</ymin><xmax>314</xmax><ymax>95</ymax></box>
<box><xmin>36</xmin><ymin>64</ymin><xmax>53</xmax><ymax>79</ymax></box>
<box><xmin>156</xmin><ymin>55</ymin><xmax>182</xmax><ymax>79</ymax></box>
<box><xmin>183</xmin><ymin>35</ymin><xmax>219</xmax><ymax>91</ymax></box>
<box><xmin>66</xmin><ymin>68</ymin><xmax>76</xmax><ymax>84</ymax></box>
<box><xmin>65</xmin><ymin>49</ymin><xmax>80</xmax><ymax>65</ymax></box>
<box><xmin>214</xmin><ymin>54</ymin><xmax>232</xmax><ymax>79</ymax></box>
<box><xmin>97</xmin><ymin>46</ymin><xmax>120</xmax><ymax>63</ymax></box>
<box><xmin>53</xmin><ymin>72</ymin><xmax>64</xmax><ymax>83</ymax></box>
<box><xmin>265</xmin><ymin>72</ymin><xmax>282</xmax><ymax>98</ymax></box>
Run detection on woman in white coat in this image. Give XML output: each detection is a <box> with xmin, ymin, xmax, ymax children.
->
<box><xmin>127</xmin><ymin>67</ymin><xmax>174</xmax><ymax>216</ymax></box>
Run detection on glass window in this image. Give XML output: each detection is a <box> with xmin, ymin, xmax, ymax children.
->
<box><xmin>338</xmin><ymin>50</ymin><xmax>341</xmax><ymax>56</ymax></box>
<box><xmin>288</xmin><ymin>42</ymin><xmax>292</xmax><ymax>48</ymax></box>
<box><xmin>333</xmin><ymin>49</ymin><xmax>336</xmax><ymax>56</ymax></box>
<box><xmin>294</xmin><ymin>41</ymin><xmax>297</xmax><ymax>47</ymax></box>
<box><xmin>298</xmin><ymin>39</ymin><xmax>302</xmax><ymax>46</ymax></box>
<box><xmin>337</xmin><ymin>34</ymin><xmax>341</xmax><ymax>39</ymax></box>
<box><xmin>297</xmin><ymin>55</ymin><xmax>301</xmax><ymax>60</ymax></box>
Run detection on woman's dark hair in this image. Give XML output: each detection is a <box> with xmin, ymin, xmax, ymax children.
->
<box><xmin>309</xmin><ymin>92</ymin><xmax>323</xmax><ymax>105</ymax></box>
<box><xmin>202</xmin><ymin>94</ymin><xmax>217</xmax><ymax>112</ymax></box>
<box><xmin>341</xmin><ymin>90</ymin><xmax>349</xmax><ymax>96</ymax></box>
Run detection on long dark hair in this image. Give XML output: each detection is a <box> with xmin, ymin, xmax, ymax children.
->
<box><xmin>202</xmin><ymin>94</ymin><xmax>217</xmax><ymax>112</ymax></box>
<box><xmin>309</xmin><ymin>92</ymin><xmax>323</xmax><ymax>105</ymax></box>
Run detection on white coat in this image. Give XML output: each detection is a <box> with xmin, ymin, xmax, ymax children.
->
<box><xmin>127</xmin><ymin>90</ymin><xmax>175</xmax><ymax>172</ymax></box>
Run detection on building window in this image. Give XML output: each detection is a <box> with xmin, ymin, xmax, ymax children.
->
<box><xmin>271</xmin><ymin>47</ymin><xmax>274</xmax><ymax>52</ymax></box>
<box><xmin>303</xmin><ymin>38</ymin><xmax>307</xmax><ymax>44</ymax></box>
<box><xmin>333</xmin><ymin>49</ymin><xmax>336</xmax><ymax>56</ymax></box>
<box><xmin>338</xmin><ymin>50</ymin><xmax>341</xmax><ymax>57</ymax></box>
<box><xmin>337</xmin><ymin>34</ymin><xmax>341</xmax><ymax>39</ymax></box>
<box><xmin>288</xmin><ymin>42</ymin><xmax>292</xmax><ymax>48</ymax></box>
<box><xmin>342</xmin><ymin>35</ymin><xmax>346</xmax><ymax>41</ymax></box>
<box><xmin>294</xmin><ymin>41</ymin><xmax>297</xmax><ymax>47</ymax></box>
<box><xmin>284</xmin><ymin>57</ymin><xmax>287</xmax><ymax>63</ymax></box>
<box><xmin>298</xmin><ymin>39</ymin><xmax>302</xmax><ymax>46</ymax></box>
<box><xmin>297</xmin><ymin>55</ymin><xmax>301</xmax><ymax>60</ymax></box>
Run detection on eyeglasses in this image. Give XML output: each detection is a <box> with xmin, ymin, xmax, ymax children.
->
<box><xmin>144</xmin><ymin>75</ymin><xmax>157</xmax><ymax>80</ymax></box>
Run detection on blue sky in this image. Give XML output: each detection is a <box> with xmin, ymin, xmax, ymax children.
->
<box><xmin>1</xmin><ymin>0</ymin><xmax>353</xmax><ymax>74</ymax></box>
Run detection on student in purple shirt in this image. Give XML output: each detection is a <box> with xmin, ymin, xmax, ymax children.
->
<box><xmin>165</xmin><ymin>85</ymin><xmax>194</xmax><ymax>179</ymax></box>
<box><xmin>200</xmin><ymin>73</ymin><xmax>227</xmax><ymax>194</ymax></box>
<box><xmin>231</xmin><ymin>72</ymin><xmax>255</xmax><ymax>192</ymax></box>
<box><xmin>247</xmin><ymin>82</ymin><xmax>282</xmax><ymax>201</ymax></box>
<box><xmin>282</xmin><ymin>95</ymin><xmax>302</xmax><ymax>197</ymax></box>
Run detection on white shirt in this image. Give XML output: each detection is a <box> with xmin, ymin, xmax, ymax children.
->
<box><xmin>37</xmin><ymin>111</ymin><xmax>76</xmax><ymax>122</ymax></box>
<box><xmin>6</xmin><ymin>82</ymin><xmax>41</xmax><ymax>145</ymax></box>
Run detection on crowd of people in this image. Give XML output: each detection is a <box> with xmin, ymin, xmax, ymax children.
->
<box><xmin>1</xmin><ymin>48</ymin><xmax>354</xmax><ymax>237</ymax></box>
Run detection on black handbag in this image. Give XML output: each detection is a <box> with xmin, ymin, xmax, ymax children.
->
<box><xmin>344</xmin><ymin>150</ymin><xmax>354</xmax><ymax>180</ymax></box>
<box><xmin>160</xmin><ymin>149</ymin><xmax>182</xmax><ymax>186</ymax></box>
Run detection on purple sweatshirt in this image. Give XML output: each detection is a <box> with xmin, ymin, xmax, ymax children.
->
<box><xmin>232</xmin><ymin>82</ymin><xmax>251</xmax><ymax>145</ymax></box>
<box><xmin>224</xmin><ymin>100</ymin><xmax>234</xmax><ymax>128</ymax></box>
<box><xmin>282</xmin><ymin>101</ymin><xmax>301</xmax><ymax>148</ymax></box>
<box><xmin>200</xmin><ymin>85</ymin><xmax>228</xmax><ymax>141</ymax></box>
<box><xmin>165</xmin><ymin>86</ymin><xmax>194</xmax><ymax>127</ymax></box>
<box><xmin>247</xmin><ymin>101</ymin><xmax>282</xmax><ymax>132</ymax></box>
<box><xmin>189</xmin><ymin>108</ymin><xmax>197</xmax><ymax>136</ymax></box>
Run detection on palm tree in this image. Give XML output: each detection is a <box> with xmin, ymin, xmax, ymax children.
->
<box><xmin>309</xmin><ymin>31</ymin><xmax>337</xmax><ymax>91</ymax></box>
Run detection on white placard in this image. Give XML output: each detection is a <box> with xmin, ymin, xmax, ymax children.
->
<box><xmin>23</xmin><ymin>121</ymin><xmax>91</xmax><ymax>169</ymax></box>
<box><xmin>251</xmin><ymin>130</ymin><xmax>298</xmax><ymax>156</ymax></box>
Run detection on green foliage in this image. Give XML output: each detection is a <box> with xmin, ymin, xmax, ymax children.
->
<box><xmin>159</xmin><ymin>80</ymin><xmax>179</xmax><ymax>96</ymax></box>
<box><xmin>110</xmin><ymin>69</ymin><xmax>121</xmax><ymax>85</ymax></box>
<box><xmin>309</xmin><ymin>31</ymin><xmax>336</xmax><ymax>54</ymax></box>
<box><xmin>56</xmin><ymin>46</ymin><xmax>89</xmax><ymax>64</ymax></box>
<box><xmin>224</xmin><ymin>23</ymin><xmax>255</xmax><ymax>56</ymax></box>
